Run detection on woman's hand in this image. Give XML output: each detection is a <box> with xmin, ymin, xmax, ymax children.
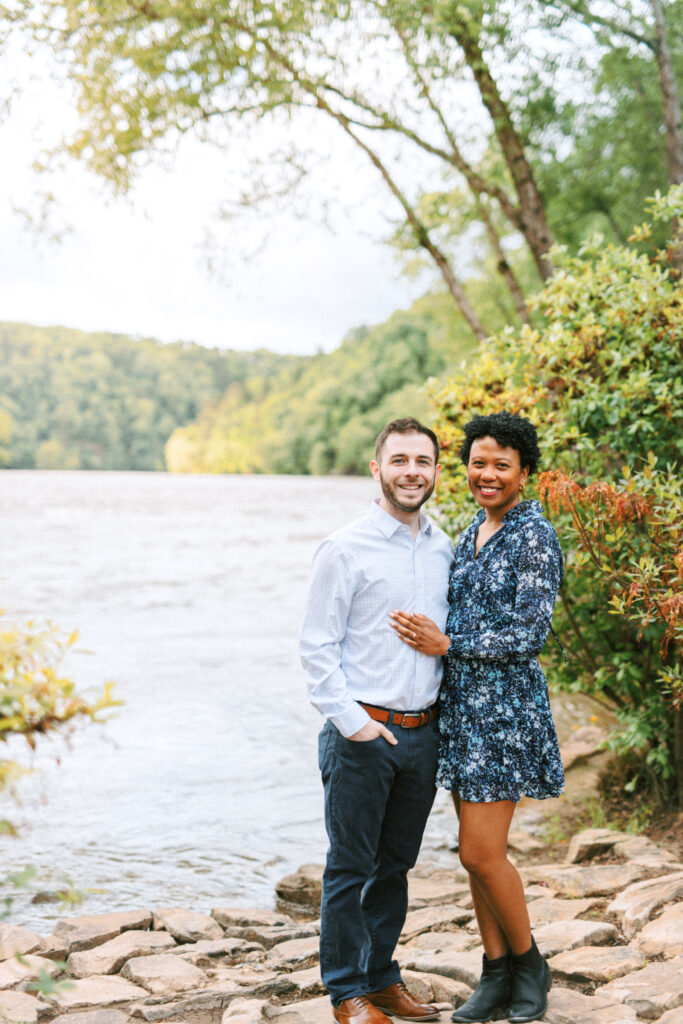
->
<box><xmin>390</xmin><ymin>611</ymin><xmax>451</xmax><ymax>656</ymax></box>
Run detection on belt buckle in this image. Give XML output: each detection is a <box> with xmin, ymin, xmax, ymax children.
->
<box><xmin>398</xmin><ymin>712</ymin><xmax>418</xmax><ymax>728</ymax></box>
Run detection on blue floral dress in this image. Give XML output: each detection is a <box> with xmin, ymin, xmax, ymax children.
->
<box><xmin>436</xmin><ymin>500</ymin><xmax>565</xmax><ymax>802</ymax></box>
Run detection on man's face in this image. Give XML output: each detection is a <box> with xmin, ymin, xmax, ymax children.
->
<box><xmin>370</xmin><ymin>431</ymin><xmax>440</xmax><ymax>515</ymax></box>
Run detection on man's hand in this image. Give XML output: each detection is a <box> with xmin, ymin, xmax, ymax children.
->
<box><xmin>390</xmin><ymin>610</ymin><xmax>451</xmax><ymax>656</ymax></box>
<box><xmin>348</xmin><ymin>720</ymin><xmax>398</xmax><ymax>745</ymax></box>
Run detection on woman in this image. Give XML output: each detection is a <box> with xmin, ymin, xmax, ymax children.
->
<box><xmin>390</xmin><ymin>412</ymin><xmax>564</xmax><ymax>1024</ymax></box>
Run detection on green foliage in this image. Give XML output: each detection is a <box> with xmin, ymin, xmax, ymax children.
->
<box><xmin>432</xmin><ymin>188</ymin><xmax>683</xmax><ymax>800</ymax></box>
<box><xmin>0</xmin><ymin>323</ymin><xmax>297</xmax><ymax>470</ymax></box>
<box><xmin>166</xmin><ymin>292</ymin><xmax>478</xmax><ymax>475</ymax></box>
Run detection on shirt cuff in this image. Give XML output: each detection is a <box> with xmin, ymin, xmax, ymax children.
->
<box><xmin>330</xmin><ymin>702</ymin><xmax>372</xmax><ymax>738</ymax></box>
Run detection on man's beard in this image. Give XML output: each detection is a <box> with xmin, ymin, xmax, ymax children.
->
<box><xmin>379</xmin><ymin>474</ymin><xmax>435</xmax><ymax>514</ymax></box>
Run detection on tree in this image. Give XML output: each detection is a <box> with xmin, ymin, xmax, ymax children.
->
<box><xmin>431</xmin><ymin>186</ymin><xmax>683</xmax><ymax>803</ymax></box>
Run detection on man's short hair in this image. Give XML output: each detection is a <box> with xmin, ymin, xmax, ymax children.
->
<box><xmin>375</xmin><ymin>417</ymin><xmax>440</xmax><ymax>463</ymax></box>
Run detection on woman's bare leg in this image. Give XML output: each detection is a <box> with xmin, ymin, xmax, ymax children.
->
<box><xmin>452</xmin><ymin>793</ymin><xmax>531</xmax><ymax>956</ymax></box>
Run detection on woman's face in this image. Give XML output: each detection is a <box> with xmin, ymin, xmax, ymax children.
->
<box><xmin>467</xmin><ymin>436</ymin><xmax>529</xmax><ymax>516</ymax></box>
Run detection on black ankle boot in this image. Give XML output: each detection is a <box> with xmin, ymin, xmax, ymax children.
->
<box><xmin>450</xmin><ymin>951</ymin><xmax>511</xmax><ymax>1023</ymax></box>
<box><xmin>508</xmin><ymin>937</ymin><xmax>551</xmax><ymax>1023</ymax></box>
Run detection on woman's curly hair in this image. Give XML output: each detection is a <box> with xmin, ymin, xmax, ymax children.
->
<box><xmin>459</xmin><ymin>412</ymin><xmax>541</xmax><ymax>476</ymax></box>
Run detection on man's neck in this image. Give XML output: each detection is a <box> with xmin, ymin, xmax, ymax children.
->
<box><xmin>378</xmin><ymin>497</ymin><xmax>422</xmax><ymax>538</ymax></box>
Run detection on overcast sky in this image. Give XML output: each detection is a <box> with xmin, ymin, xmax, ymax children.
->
<box><xmin>0</xmin><ymin>47</ymin><xmax>427</xmax><ymax>356</ymax></box>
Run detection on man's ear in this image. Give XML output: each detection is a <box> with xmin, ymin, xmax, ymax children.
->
<box><xmin>370</xmin><ymin>459</ymin><xmax>381</xmax><ymax>482</ymax></box>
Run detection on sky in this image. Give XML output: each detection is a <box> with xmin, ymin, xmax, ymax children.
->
<box><xmin>0</xmin><ymin>45</ymin><xmax>427</xmax><ymax>356</ymax></box>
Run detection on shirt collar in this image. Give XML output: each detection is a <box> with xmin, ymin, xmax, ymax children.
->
<box><xmin>369</xmin><ymin>499</ymin><xmax>433</xmax><ymax>538</ymax></box>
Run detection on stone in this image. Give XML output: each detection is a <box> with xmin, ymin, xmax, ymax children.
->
<box><xmin>525</xmin><ymin>885</ymin><xmax>558</xmax><ymax>901</ymax></box>
<box><xmin>0</xmin><ymin>954</ymin><xmax>58</xmax><ymax>989</ymax></box>
<box><xmin>608</xmin><ymin>873</ymin><xmax>683</xmax><ymax>937</ymax></box>
<box><xmin>222</xmin><ymin>924</ymin><xmax>319</xmax><ymax>950</ymax></box>
<box><xmin>399</xmin><ymin>905</ymin><xmax>472</xmax><ymax>943</ymax></box>
<box><xmin>398</xmin><ymin>947</ymin><xmax>484</xmax><ymax>989</ymax></box>
<box><xmin>527</xmin><ymin>896</ymin><xmax>600</xmax><ymax>926</ymax></box>
<box><xmin>221</xmin><ymin>998</ymin><xmax>268</xmax><ymax>1024</ymax></box>
<box><xmin>0</xmin><ymin>990</ymin><xmax>49</xmax><ymax>1023</ymax></box>
<box><xmin>400</xmin><ymin>930</ymin><xmax>478</xmax><ymax>954</ymax></box>
<box><xmin>51</xmin><ymin>912</ymin><xmax>153</xmax><ymax>955</ymax></box>
<box><xmin>67</xmin><ymin>931</ymin><xmax>177</xmax><ymax>977</ymax></box>
<box><xmin>402</xmin><ymin>969</ymin><xmax>472</xmax><ymax>1007</ymax></box>
<box><xmin>560</xmin><ymin>725</ymin><xmax>608</xmax><ymax>769</ymax></box>
<box><xmin>654</xmin><ymin>1010</ymin><xmax>683</xmax><ymax>1024</ymax></box>
<box><xmin>275</xmin><ymin>865</ymin><xmax>324</xmax><ymax>909</ymax></box>
<box><xmin>599</xmin><ymin>957</ymin><xmax>683</xmax><ymax>1020</ymax></box>
<box><xmin>170</xmin><ymin>938</ymin><xmax>264</xmax><ymax>963</ymax></box>
<box><xmin>266</xmin><ymin>936</ymin><xmax>319</xmax><ymax>971</ymax></box>
<box><xmin>548</xmin><ymin>945</ymin><xmax>646</xmax><ymax>983</ymax></box>
<box><xmin>46</xmin><ymin>975</ymin><xmax>148</xmax><ymax>1011</ymax></box>
<box><xmin>565</xmin><ymin>828</ymin><xmax>632</xmax><ymax>864</ymax></box>
<box><xmin>212</xmin><ymin>909</ymin><xmax>294</xmax><ymax>929</ymax></box>
<box><xmin>152</xmin><ymin>907</ymin><xmax>223</xmax><ymax>943</ymax></box>
<box><xmin>0</xmin><ymin>925</ymin><xmax>46</xmax><ymax>959</ymax></box>
<box><xmin>508</xmin><ymin>830</ymin><xmax>545</xmax><ymax>854</ymax></box>
<box><xmin>544</xmin><ymin>986</ymin><xmax>639</xmax><ymax>1024</ymax></box>
<box><xmin>263</xmin><ymin>995</ymin><xmax>331</xmax><ymax>1024</ymax></box>
<box><xmin>613</xmin><ymin>837</ymin><xmax>680</xmax><ymax>871</ymax></box>
<box><xmin>208</xmin><ymin>965</ymin><xmax>281</xmax><ymax>991</ymax></box>
<box><xmin>121</xmin><ymin>954</ymin><xmax>207</xmax><ymax>995</ymax></box>
<box><xmin>407</xmin><ymin>871</ymin><xmax>469</xmax><ymax>910</ymax></box>
<box><xmin>526</xmin><ymin>863</ymin><xmax>644</xmax><ymax>896</ymax></box>
<box><xmin>50</xmin><ymin>1011</ymin><xmax>129</xmax><ymax>1024</ymax></box>
<box><xmin>284</xmin><ymin>966</ymin><xmax>325</xmax><ymax>998</ymax></box>
<box><xmin>631</xmin><ymin>903</ymin><xmax>683</xmax><ymax>958</ymax></box>
<box><xmin>534</xmin><ymin>920</ymin><xmax>620</xmax><ymax>957</ymax></box>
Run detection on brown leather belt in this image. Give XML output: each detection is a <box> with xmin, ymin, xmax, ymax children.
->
<box><xmin>360</xmin><ymin>702</ymin><xmax>438</xmax><ymax>729</ymax></box>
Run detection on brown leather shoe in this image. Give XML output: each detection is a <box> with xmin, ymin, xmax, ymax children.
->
<box><xmin>333</xmin><ymin>996</ymin><xmax>392</xmax><ymax>1024</ymax></box>
<box><xmin>368</xmin><ymin>983</ymin><xmax>439</xmax><ymax>1021</ymax></box>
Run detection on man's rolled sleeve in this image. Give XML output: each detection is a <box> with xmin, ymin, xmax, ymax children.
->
<box><xmin>299</xmin><ymin>539</ymin><xmax>371</xmax><ymax>738</ymax></box>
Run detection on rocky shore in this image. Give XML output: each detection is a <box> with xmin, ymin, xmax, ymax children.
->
<box><xmin>0</xmin><ymin>821</ymin><xmax>681</xmax><ymax>1024</ymax></box>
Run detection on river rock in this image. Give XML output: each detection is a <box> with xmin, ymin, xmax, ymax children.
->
<box><xmin>221</xmin><ymin>924</ymin><xmax>319</xmax><ymax>950</ymax></box>
<box><xmin>525</xmin><ymin>884</ymin><xmax>558</xmax><ymax>901</ymax></box>
<box><xmin>526</xmin><ymin>863</ymin><xmax>644</xmax><ymax>896</ymax></box>
<box><xmin>50</xmin><ymin>1012</ymin><xmax>130</xmax><ymax>1024</ymax></box>
<box><xmin>212</xmin><ymin>910</ymin><xmax>294</xmax><ymax>929</ymax></box>
<box><xmin>121</xmin><ymin>954</ymin><xmax>207</xmax><ymax>995</ymax></box>
<box><xmin>152</xmin><ymin>907</ymin><xmax>222</xmax><ymax>943</ymax></box>
<box><xmin>534</xmin><ymin>919</ymin><xmax>619</xmax><ymax>957</ymax></box>
<box><xmin>399</xmin><ymin>905</ymin><xmax>472</xmax><ymax>943</ymax></box>
<box><xmin>208</xmin><ymin>964</ymin><xmax>281</xmax><ymax>990</ymax></box>
<box><xmin>631</xmin><ymin>903</ymin><xmax>683</xmax><ymax>957</ymax></box>
<box><xmin>263</xmin><ymin>995</ymin><xmax>331</xmax><ymax>1024</ymax></box>
<box><xmin>653</xmin><ymin>1010</ymin><xmax>683</xmax><ymax>1024</ymax></box>
<box><xmin>222</xmin><ymin>997</ymin><xmax>269</xmax><ymax>1024</ymax></box>
<box><xmin>285</xmin><ymin>966</ymin><xmax>326</xmax><ymax>998</ymax></box>
<box><xmin>407</xmin><ymin>869</ymin><xmax>469</xmax><ymax>909</ymax></box>
<box><xmin>613</xmin><ymin>837</ymin><xmax>680</xmax><ymax>871</ymax></box>
<box><xmin>527</xmin><ymin>896</ymin><xmax>600</xmax><ymax>925</ymax></box>
<box><xmin>266</xmin><ymin>936</ymin><xmax>320</xmax><ymax>971</ymax></box>
<box><xmin>544</xmin><ymin>986</ymin><xmax>638</xmax><ymax>1024</ymax></box>
<box><xmin>508</xmin><ymin>830</ymin><xmax>545</xmax><ymax>854</ymax></box>
<box><xmin>0</xmin><ymin>989</ymin><xmax>49</xmax><ymax>1022</ymax></box>
<box><xmin>46</xmin><ymin>975</ymin><xmax>148</xmax><ymax>1011</ymax></box>
<box><xmin>169</xmin><ymin>938</ymin><xmax>264</xmax><ymax>962</ymax></box>
<box><xmin>50</xmin><ymin>912</ymin><xmax>153</xmax><ymax>954</ymax></box>
<box><xmin>548</xmin><ymin>945</ymin><xmax>646</xmax><ymax>983</ymax></box>
<box><xmin>402</xmin><ymin>969</ymin><xmax>472</xmax><ymax>1007</ymax></box>
<box><xmin>0</xmin><ymin>924</ymin><xmax>46</xmax><ymax>959</ymax></box>
<box><xmin>67</xmin><ymin>931</ymin><xmax>177</xmax><ymax>977</ymax></box>
<box><xmin>565</xmin><ymin>828</ymin><xmax>632</xmax><ymax>864</ymax></box>
<box><xmin>598</xmin><ymin>956</ymin><xmax>683</xmax><ymax>1019</ymax></box>
<box><xmin>399</xmin><ymin>947</ymin><xmax>484</xmax><ymax>988</ymax></box>
<box><xmin>608</xmin><ymin>872</ymin><xmax>683</xmax><ymax>937</ymax></box>
<box><xmin>275</xmin><ymin>866</ymin><xmax>323</xmax><ymax>909</ymax></box>
<box><xmin>401</xmin><ymin>930</ymin><xmax>478</xmax><ymax>953</ymax></box>
<box><xmin>0</xmin><ymin>954</ymin><xmax>58</xmax><ymax>989</ymax></box>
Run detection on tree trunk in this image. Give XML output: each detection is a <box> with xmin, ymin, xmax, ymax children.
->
<box><xmin>649</xmin><ymin>0</ymin><xmax>683</xmax><ymax>187</ymax></box>
<box><xmin>675</xmin><ymin>702</ymin><xmax>683</xmax><ymax>809</ymax></box>
<box><xmin>450</xmin><ymin>18</ymin><xmax>555</xmax><ymax>281</ymax></box>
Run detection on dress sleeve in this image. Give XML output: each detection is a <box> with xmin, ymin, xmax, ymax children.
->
<box><xmin>446</xmin><ymin>522</ymin><xmax>562</xmax><ymax>662</ymax></box>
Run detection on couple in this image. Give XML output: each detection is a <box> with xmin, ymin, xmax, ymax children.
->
<box><xmin>299</xmin><ymin>415</ymin><xmax>564</xmax><ymax>1024</ymax></box>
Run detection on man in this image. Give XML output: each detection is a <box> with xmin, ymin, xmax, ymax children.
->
<box><xmin>300</xmin><ymin>418</ymin><xmax>454</xmax><ymax>1024</ymax></box>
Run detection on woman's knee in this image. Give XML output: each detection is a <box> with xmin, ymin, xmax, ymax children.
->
<box><xmin>458</xmin><ymin>839</ymin><xmax>505</xmax><ymax>877</ymax></box>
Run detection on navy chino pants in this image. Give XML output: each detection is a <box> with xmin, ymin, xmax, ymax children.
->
<box><xmin>318</xmin><ymin>716</ymin><xmax>439</xmax><ymax>1005</ymax></box>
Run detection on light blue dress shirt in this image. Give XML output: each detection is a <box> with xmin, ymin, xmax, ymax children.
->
<box><xmin>299</xmin><ymin>500</ymin><xmax>454</xmax><ymax>737</ymax></box>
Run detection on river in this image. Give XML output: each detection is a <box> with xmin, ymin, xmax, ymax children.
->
<box><xmin>0</xmin><ymin>472</ymin><xmax>601</xmax><ymax>932</ymax></box>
